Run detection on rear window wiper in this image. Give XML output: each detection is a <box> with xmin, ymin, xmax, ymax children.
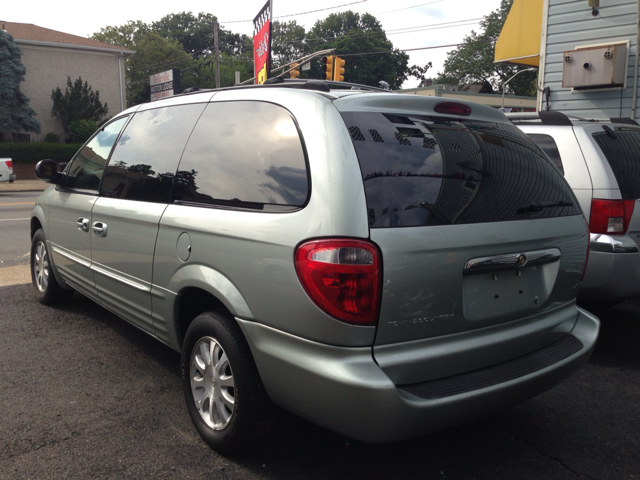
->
<box><xmin>517</xmin><ymin>200</ymin><xmax>573</xmax><ymax>214</ymax></box>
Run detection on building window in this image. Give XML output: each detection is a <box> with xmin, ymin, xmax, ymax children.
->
<box><xmin>12</xmin><ymin>133</ymin><xmax>31</xmax><ymax>143</ymax></box>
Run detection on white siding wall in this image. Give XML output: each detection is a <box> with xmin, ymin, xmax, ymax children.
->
<box><xmin>540</xmin><ymin>0</ymin><xmax>639</xmax><ymax>120</ymax></box>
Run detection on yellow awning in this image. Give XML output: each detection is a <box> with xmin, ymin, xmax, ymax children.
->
<box><xmin>494</xmin><ymin>0</ymin><xmax>543</xmax><ymax>67</ymax></box>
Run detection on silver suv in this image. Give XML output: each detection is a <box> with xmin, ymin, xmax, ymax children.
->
<box><xmin>510</xmin><ymin>112</ymin><xmax>640</xmax><ymax>302</ymax></box>
<box><xmin>31</xmin><ymin>82</ymin><xmax>599</xmax><ymax>453</ymax></box>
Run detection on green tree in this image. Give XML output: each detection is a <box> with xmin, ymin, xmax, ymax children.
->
<box><xmin>271</xmin><ymin>20</ymin><xmax>307</xmax><ymax>68</ymax></box>
<box><xmin>51</xmin><ymin>77</ymin><xmax>108</xmax><ymax>136</ymax></box>
<box><xmin>0</xmin><ymin>30</ymin><xmax>41</xmax><ymax>138</ymax></box>
<box><xmin>304</xmin><ymin>11</ymin><xmax>409</xmax><ymax>90</ymax></box>
<box><xmin>152</xmin><ymin>12</ymin><xmax>249</xmax><ymax>59</ymax></box>
<box><xmin>68</xmin><ymin>119</ymin><xmax>98</xmax><ymax>143</ymax></box>
<box><xmin>127</xmin><ymin>32</ymin><xmax>197</xmax><ymax>105</ymax></box>
<box><xmin>92</xmin><ymin>20</ymin><xmax>149</xmax><ymax>50</ymax></box>
<box><xmin>434</xmin><ymin>0</ymin><xmax>536</xmax><ymax>95</ymax></box>
<box><xmin>409</xmin><ymin>62</ymin><xmax>433</xmax><ymax>87</ymax></box>
<box><xmin>94</xmin><ymin>25</ymin><xmax>197</xmax><ymax>106</ymax></box>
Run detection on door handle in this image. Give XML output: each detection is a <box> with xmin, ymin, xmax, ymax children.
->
<box><xmin>92</xmin><ymin>221</ymin><xmax>108</xmax><ymax>237</ymax></box>
<box><xmin>76</xmin><ymin>217</ymin><xmax>90</xmax><ymax>232</ymax></box>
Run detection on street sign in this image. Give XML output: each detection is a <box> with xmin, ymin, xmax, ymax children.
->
<box><xmin>150</xmin><ymin>69</ymin><xmax>181</xmax><ymax>102</ymax></box>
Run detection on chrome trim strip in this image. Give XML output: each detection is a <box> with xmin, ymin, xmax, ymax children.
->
<box><xmin>91</xmin><ymin>264</ymin><xmax>150</xmax><ymax>292</ymax></box>
<box><xmin>590</xmin><ymin>233</ymin><xmax>639</xmax><ymax>253</ymax></box>
<box><xmin>464</xmin><ymin>248</ymin><xmax>561</xmax><ymax>276</ymax></box>
<box><xmin>52</xmin><ymin>245</ymin><xmax>91</xmax><ymax>268</ymax></box>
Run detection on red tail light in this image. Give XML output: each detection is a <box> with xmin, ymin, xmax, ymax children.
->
<box><xmin>5</xmin><ymin>160</ymin><xmax>12</xmax><ymax>170</ymax></box>
<box><xmin>589</xmin><ymin>199</ymin><xmax>635</xmax><ymax>234</ymax></box>
<box><xmin>295</xmin><ymin>239</ymin><xmax>381</xmax><ymax>325</ymax></box>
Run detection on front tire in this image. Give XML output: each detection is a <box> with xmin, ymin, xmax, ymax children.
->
<box><xmin>182</xmin><ymin>310</ymin><xmax>273</xmax><ymax>453</ymax></box>
<box><xmin>30</xmin><ymin>228</ymin><xmax>73</xmax><ymax>305</ymax></box>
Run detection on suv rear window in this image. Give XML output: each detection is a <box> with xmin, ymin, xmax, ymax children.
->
<box><xmin>592</xmin><ymin>128</ymin><xmax>640</xmax><ymax>200</ymax></box>
<box><xmin>341</xmin><ymin>112</ymin><xmax>580</xmax><ymax>228</ymax></box>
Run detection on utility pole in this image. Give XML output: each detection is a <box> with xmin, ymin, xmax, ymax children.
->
<box><xmin>214</xmin><ymin>22</ymin><xmax>220</xmax><ymax>89</ymax></box>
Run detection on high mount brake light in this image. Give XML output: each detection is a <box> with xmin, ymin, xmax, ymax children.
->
<box><xmin>295</xmin><ymin>239</ymin><xmax>381</xmax><ymax>326</ymax></box>
<box><xmin>434</xmin><ymin>102</ymin><xmax>472</xmax><ymax>116</ymax></box>
<box><xmin>589</xmin><ymin>199</ymin><xmax>635</xmax><ymax>234</ymax></box>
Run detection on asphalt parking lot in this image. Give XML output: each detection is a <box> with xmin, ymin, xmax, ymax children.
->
<box><xmin>1</xmin><ymin>283</ymin><xmax>639</xmax><ymax>479</ymax></box>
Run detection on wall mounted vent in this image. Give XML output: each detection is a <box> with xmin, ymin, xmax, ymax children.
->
<box><xmin>562</xmin><ymin>43</ymin><xmax>628</xmax><ymax>90</ymax></box>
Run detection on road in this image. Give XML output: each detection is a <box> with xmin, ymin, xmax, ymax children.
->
<box><xmin>0</xmin><ymin>283</ymin><xmax>639</xmax><ymax>479</ymax></box>
<box><xmin>0</xmin><ymin>191</ymin><xmax>39</xmax><ymax>266</ymax></box>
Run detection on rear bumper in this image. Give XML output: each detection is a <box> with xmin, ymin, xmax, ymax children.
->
<box><xmin>238</xmin><ymin>307</ymin><xmax>599</xmax><ymax>443</ymax></box>
<box><xmin>9</xmin><ymin>173</ymin><xmax>16</xmax><ymax>183</ymax></box>
<box><xmin>580</xmin><ymin>234</ymin><xmax>640</xmax><ymax>301</ymax></box>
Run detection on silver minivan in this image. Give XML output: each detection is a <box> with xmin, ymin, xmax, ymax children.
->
<box><xmin>31</xmin><ymin>81</ymin><xmax>599</xmax><ymax>453</ymax></box>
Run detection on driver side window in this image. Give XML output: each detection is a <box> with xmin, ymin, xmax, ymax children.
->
<box><xmin>64</xmin><ymin>116</ymin><xmax>129</xmax><ymax>190</ymax></box>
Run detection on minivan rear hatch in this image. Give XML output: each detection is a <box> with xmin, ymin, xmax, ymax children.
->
<box><xmin>338</xmin><ymin>105</ymin><xmax>587</xmax><ymax>350</ymax></box>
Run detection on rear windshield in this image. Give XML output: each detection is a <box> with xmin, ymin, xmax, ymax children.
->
<box><xmin>341</xmin><ymin>112</ymin><xmax>580</xmax><ymax>228</ymax></box>
<box><xmin>592</xmin><ymin>128</ymin><xmax>640</xmax><ymax>200</ymax></box>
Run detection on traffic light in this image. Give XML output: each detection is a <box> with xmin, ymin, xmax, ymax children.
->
<box><xmin>323</xmin><ymin>55</ymin><xmax>334</xmax><ymax>81</ymax></box>
<box><xmin>289</xmin><ymin>63</ymin><xmax>300</xmax><ymax>79</ymax></box>
<box><xmin>333</xmin><ymin>56</ymin><xmax>345</xmax><ymax>82</ymax></box>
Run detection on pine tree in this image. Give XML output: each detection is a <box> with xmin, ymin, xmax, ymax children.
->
<box><xmin>0</xmin><ymin>30</ymin><xmax>41</xmax><ymax>137</ymax></box>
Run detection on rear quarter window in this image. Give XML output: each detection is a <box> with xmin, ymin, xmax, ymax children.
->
<box><xmin>173</xmin><ymin>101</ymin><xmax>309</xmax><ymax>211</ymax></box>
<box><xmin>341</xmin><ymin>112</ymin><xmax>580</xmax><ymax>228</ymax></box>
<box><xmin>527</xmin><ymin>134</ymin><xmax>564</xmax><ymax>175</ymax></box>
<box><xmin>592</xmin><ymin>128</ymin><xmax>640</xmax><ymax>200</ymax></box>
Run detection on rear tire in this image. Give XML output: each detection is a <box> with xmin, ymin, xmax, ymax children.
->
<box><xmin>30</xmin><ymin>228</ymin><xmax>73</xmax><ymax>305</ymax></box>
<box><xmin>182</xmin><ymin>309</ymin><xmax>273</xmax><ymax>453</ymax></box>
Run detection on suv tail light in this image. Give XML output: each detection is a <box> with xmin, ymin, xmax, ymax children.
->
<box><xmin>295</xmin><ymin>239</ymin><xmax>381</xmax><ymax>325</ymax></box>
<box><xmin>5</xmin><ymin>160</ymin><xmax>12</xmax><ymax>170</ymax></box>
<box><xmin>589</xmin><ymin>199</ymin><xmax>635</xmax><ymax>234</ymax></box>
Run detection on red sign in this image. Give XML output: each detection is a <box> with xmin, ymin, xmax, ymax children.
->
<box><xmin>253</xmin><ymin>1</ymin><xmax>272</xmax><ymax>84</ymax></box>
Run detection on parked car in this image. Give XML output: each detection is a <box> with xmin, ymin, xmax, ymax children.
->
<box><xmin>31</xmin><ymin>81</ymin><xmax>599</xmax><ymax>453</ymax></box>
<box><xmin>0</xmin><ymin>158</ymin><xmax>16</xmax><ymax>183</ymax></box>
<box><xmin>509</xmin><ymin>111</ymin><xmax>640</xmax><ymax>302</ymax></box>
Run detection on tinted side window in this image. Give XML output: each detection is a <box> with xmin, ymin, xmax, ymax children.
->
<box><xmin>341</xmin><ymin>112</ymin><xmax>580</xmax><ymax>228</ymax></box>
<box><xmin>174</xmin><ymin>101</ymin><xmax>308</xmax><ymax>210</ymax></box>
<box><xmin>64</xmin><ymin>117</ymin><xmax>128</xmax><ymax>190</ymax></box>
<box><xmin>593</xmin><ymin>128</ymin><xmax>640</xmax><ymax>200</ymax></box>
<box><xmin>100</xmin><ymin>104</ymin><xmax>206</xmax><ymax>203</ymax></box>
<box><xmin>527</xmin><ymin>134</ymin><xmax>564</xmax><ymax>175</ymax></box>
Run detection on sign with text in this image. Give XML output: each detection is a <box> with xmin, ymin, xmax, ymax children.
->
<box><xmin>253</xmin><ymin>0</ymin><xmax>272</xmax><ymax>84</ymax></box>
<box><xmin>150</xmin><ymin>69</ymin><xmax>181</xmax><ymax>102</ymax></box>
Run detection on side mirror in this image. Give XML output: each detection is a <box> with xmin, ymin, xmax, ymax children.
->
<box><xmin>35</xmin><ymin>159</ymin><xmax>63</xmax><ymax>184</ymax></box>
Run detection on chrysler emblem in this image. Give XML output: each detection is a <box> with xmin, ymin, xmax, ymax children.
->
<box><xmin>516</xmin><ymin>254</ymin><xmax>527</xmax><ymax>266</ymax></box>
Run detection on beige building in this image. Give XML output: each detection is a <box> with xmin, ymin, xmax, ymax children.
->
<box><xmin>399</xmin><ymin>85</ymin><xmax>537</xmax><ymax>112</ymax></box>
<box><xmin>2</xmin><ymin>21</ymin><xmax>134</xmax><ymax>142</ymax></box>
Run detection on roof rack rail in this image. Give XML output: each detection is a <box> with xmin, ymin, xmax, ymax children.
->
<box><xmin>505</xmin><ymin>111</ymin><xmax>573</xmax><ymax>126</ymax></box>
<box><xmin>172</xmin><ymin>78</ymin><xmax>389</xmax><ymax>98</ymax></box>
<box><xmin>610</xmin><ymin>117</ymin><xmax>639</xmax><ymax>126</ymax></box>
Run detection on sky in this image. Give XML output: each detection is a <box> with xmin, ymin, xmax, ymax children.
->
<box><xmin>2</xmin><ymin>0</ymin><xmax>504</xmax><ymax>88</ymax></box>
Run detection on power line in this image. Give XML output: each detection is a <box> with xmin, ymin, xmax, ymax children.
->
<box><xmin>265</xmin><ymin>18</ymin><xmax>482</xmax><ymax>48</ymax></box>
<box><xmin>338</xmin><ymin>39</ymin><xmax>492</xmax><ymax>57</ymax></box>
<box><xmin>221</xmin><ymin>0</ymin><xmax>368</xmax><ymax>24</ymax></box>
<box><xmin>375</xmin><ymin>0</ymin><xmax>444</xmax><ymax>16</ymax></box>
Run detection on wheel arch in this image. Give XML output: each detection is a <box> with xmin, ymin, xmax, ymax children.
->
<box><xmin>30</xmin><ymin>212</ymin><xmax>44</xmax><ymax>239</ymax></box>
<box><xmin>168</xmin><ymin>264</ymin><xmax>253</xmax><ymax>348</ymax></box>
